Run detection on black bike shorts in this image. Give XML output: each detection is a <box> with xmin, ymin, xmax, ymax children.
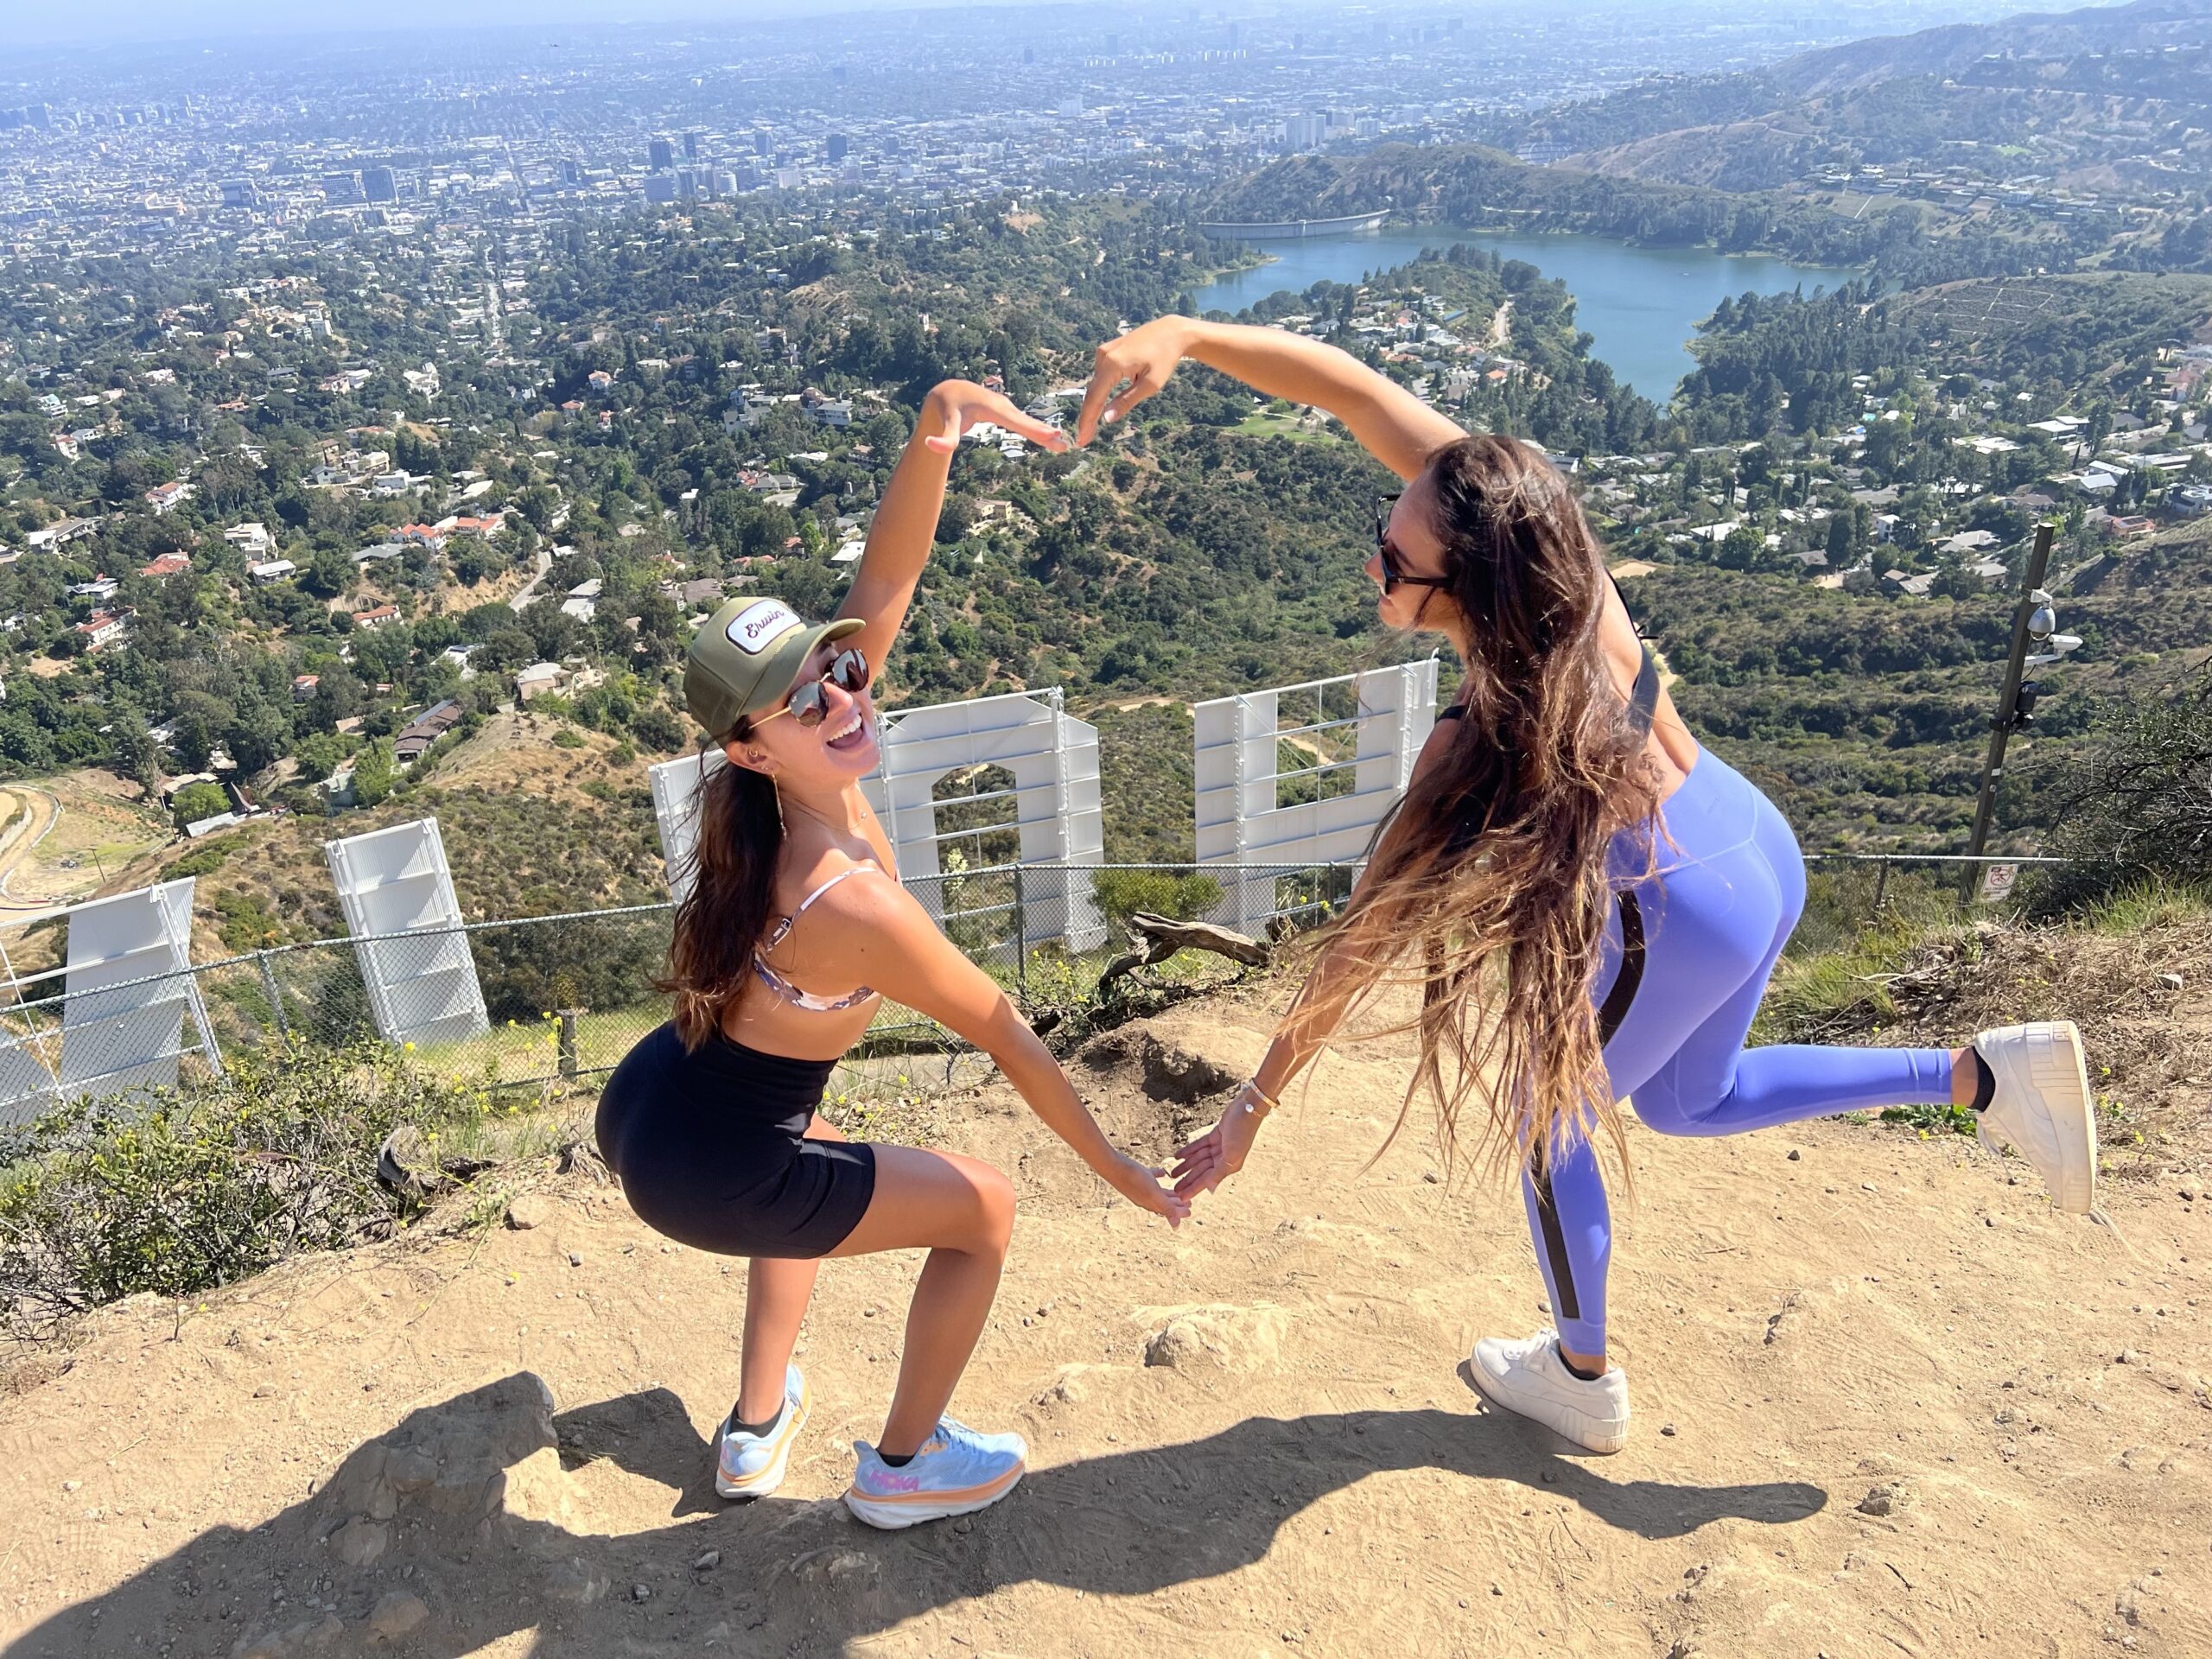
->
<box><xmin>596</xmin><ymin>1023</ymin><xmax>877</xmax><ymax>1259</ymax></box>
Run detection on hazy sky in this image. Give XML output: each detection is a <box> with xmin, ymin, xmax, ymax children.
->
<box><xmin>0</xmin><ymin>0</ymin><xmax>2078</xmax><ymax>58</ymax></box>
<box><xmin>4</xmin><ymin>0</ymin><xmax>1090</xmax><ymax>52</ymax></box>
<box><xmin>9</xmin><ymin>0</ymin><xmax>1689</xmax><ymax>54</ymax></box>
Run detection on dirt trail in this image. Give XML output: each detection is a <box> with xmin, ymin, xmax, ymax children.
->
<box><xmin>3</xmin><ymin>992</ymin><xmax>2209</xmax><ymax>1657</ymax></box>
<box><xmin>0</xmin><ymin>788</ymin><xmax>61</xmax><ymax>913</ymax></box>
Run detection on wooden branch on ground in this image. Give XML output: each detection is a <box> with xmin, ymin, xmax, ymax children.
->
<box><xmin>1095</xmin><ymin>912</ymin><xmax>1269</xmax><ymax>1003</ymax></box>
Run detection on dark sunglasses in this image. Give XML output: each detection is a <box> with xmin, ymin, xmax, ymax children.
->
<box><xmin>1373</xmin><ymin>493</ymin><xmax>1452</xmax><ymax>594</ymax></box>
<box><xmin>757</xmin><ymin>646</ymin><xmax>870</xmax><ymax>730</ymax></box>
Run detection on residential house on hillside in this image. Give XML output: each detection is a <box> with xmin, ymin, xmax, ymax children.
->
<box><xmin>247</xmin><ymin>558</ymin><xmax>297</xmax><ymax>582</ymax></box>
<box><xmin>27</xmin><ymin>516</ymin><xmax>99</xmax><ymax>550</ymax></box>
<box><xmin>143</xmin><ymin>480</ymin><xmax>194</xmax><ymax>514</ymax></box>
<box><xmin>351</xmin><ymin>604</ymin><xmax>400</xmax><ymax>630</ymax></box>
<box><xmin>76</xmin><ymin>609</ymin><xmax>131</xmax><ymax>652</ymax></box>
<box><xmin>394</xmin><ymin>699</ymin><xmax>464</xmax><ymax>765</ymax></box>
<box><xmin>140</xmin><ymin>552</ymin><xmax>192</xmax><ymax>578</ymax></box>
<box><xmin>224</xmin><ymin>522</ymin><xmax>271</xmax><ymax>555</ymax></box>
<box><xmin>516</xmin><ymin>661</ymin><xmax>570</xmax><ymax>701</ymax></box>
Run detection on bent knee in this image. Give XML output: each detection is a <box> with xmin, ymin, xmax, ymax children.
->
<box><xmin>947</xmin><ymin>1154</ymin><xmax>1015</xmax><ymax>1255</ymax></box>
<box><xmin>1624</xmin><ymin>1080</ymin><xmax>1731</xmax><ymax>1137</ymax></box>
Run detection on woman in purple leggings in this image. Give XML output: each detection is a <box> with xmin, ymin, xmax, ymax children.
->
<box><xmin>1077</xmin><ymin>318</ymin><xmax>2098</xmax><ymax>1454</ymax></box>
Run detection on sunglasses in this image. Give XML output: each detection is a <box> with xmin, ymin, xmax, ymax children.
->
<box><xmin>755</xmin><ymin>646</ymin><xmax>870</xmax><ymax>730</ymax></box>
<box><xmin>1373</xmin><ymin>493</ymin><xmax>1452</xmax><ymax>594</ymax></box>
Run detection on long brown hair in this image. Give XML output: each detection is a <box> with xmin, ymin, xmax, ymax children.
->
<box><xmin>659</xmin><ymin>732</ymin><xmax>782</xmax><ymax>1049</ymax></box>
<box><xmin>1288</xmin><ymin>434</ymin><xmax>1662</xmax><ymax>1183</ymax></box>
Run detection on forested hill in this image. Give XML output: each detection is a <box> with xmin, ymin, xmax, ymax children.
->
<box><xmin>1763</xmin><ymin>0</ymin><xmax>2210</xmax><ymax>97</ymax></box>
<box><xmin>1451</xmin><ymin>0</ymin><xmax>2212</xmax><ymax>274</ymax></box>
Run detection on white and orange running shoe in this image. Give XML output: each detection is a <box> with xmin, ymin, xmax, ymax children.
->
<box><xmin>842</xmin><ymin>1417</ymin><xmax>1026</xmax><ymax>1529</ymax></box>
<box><xmin>714</xmin><ymin>1363</ymin><xmax>810</xmax><ymax>1499</ymax></box>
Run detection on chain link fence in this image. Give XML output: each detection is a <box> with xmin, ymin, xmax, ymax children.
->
<box><xmin>0</xmin><ymin>853</ymin><xmax>2063</xmax><ymax>1126</ymax></box>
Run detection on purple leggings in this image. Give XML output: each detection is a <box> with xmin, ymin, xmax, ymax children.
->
<box><xmin>1524</xmin><ymin>747</ymin><xmax>1952</xmax><ymax>1357</ymax></box>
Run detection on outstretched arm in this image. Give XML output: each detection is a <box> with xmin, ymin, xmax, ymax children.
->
<box><xmin>1170</xmin><ymin>718</ymin><xmax>1456</xmax><ymax>1198</ymax></box>
<box><xmin>836</xmin><ymin>379</ymin><xmax>1068</xmax><ymax>676</ymax></box>
<box><xmin>809</xmin><ymin>874</ymin><xmax>1189</xmax><ymax>1225</ymax></box>
<box><xmin>1077</xmin><ymin>317</ymin><xmax>1464</xmax><ymax>480</ymax></box>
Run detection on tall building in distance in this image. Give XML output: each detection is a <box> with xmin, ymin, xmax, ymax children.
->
<box><xmin>362</xmin><ymin>166</ymin><xmax>397</xmax><ymax>202</ymax></box>
<box><xmin>649</xmin><ymin>136</ymin><xmax>675</xmax><ymax>172</ymax></box>
<box><xmin>645</xmin><ymin>174</ymin><xmax>677</xmax><ymax>203</ymax></box>
<box><xmin>683</xmin><ymin>130</ymin><xmax>702</xmax><ymax>160</ymax></box>
<box><xmin>827</xmin><ymin>133</ymin><xmax>849</xmax><ymax>164</ymax></box>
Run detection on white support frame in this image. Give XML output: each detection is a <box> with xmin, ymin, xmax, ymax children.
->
<box><xmin>862</xmin><ymin>688</ymin><xmax>1105</xmax><ymax>953</ymax></box>
<box><xmin>1193</xmin><ymin>658</ymin><xmax>1439</xmax><ymax>929</ymax></box>
<box><xmin>648</xmin><ymin>688</ymin><xmax>1107</xmax><ymax>951</ymax></box>
<box><xmin>325</xmin><ymin>817</ymin><xmax>488</xmax><ymax>1049</ymax></box>
<box><xmin>648</xmin><ymin>747</ymin><xmax>726</xmax><ymax>906</ymax></box>
<box><xmin>0</xmin><ymin>878</ymin><xmax>219</xmax><ymax>1123</ymax></box>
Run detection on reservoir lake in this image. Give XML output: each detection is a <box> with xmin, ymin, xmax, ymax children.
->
<box><xmin>1188</xmin><ymin>227</ymin><xmax>1850</xmax><ymax>404</ymax></box>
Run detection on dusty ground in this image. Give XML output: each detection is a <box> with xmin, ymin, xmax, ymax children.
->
<box><xmin>1</xmin><ymin>988</ymin><xmax>2209</xmax><ymax>1658</ymax></box>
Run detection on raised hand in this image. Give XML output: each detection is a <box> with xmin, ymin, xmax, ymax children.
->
<box><xmin>919</xmin><ymin>379</ymin><xmax>1071</xmax><ymax>456</ymax></box>
<box><xmin>1075</xmin><ymin>315</ymin><xmax>1201</xmax><ymax>447</ymax></box>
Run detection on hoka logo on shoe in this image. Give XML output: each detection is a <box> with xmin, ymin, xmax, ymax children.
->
<box><xmin>874</xmin><ymin>1471</ymin><xmax>922</xmax><ymax>1493</ymax></box>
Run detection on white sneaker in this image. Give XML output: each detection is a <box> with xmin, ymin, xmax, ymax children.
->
<box><xmin>714</xmin><ymin>1363</ymin><xmax>810</xmax><ymax>1499</ymax></box>
<box><xmin>1470</xmin><ymin>1330</ymin><xmax>1631</xmax><ymax>1454</ymax></box>
<box><xmin>1974</xmin><ymin>1021</ymin><xmax>2097</xmax><ymax>1215</ymax></box>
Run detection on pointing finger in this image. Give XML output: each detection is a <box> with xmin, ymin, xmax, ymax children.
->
<box><xmin>1102</xmin><ymin>369</ymin><xmax>1160</xmax><ymax>429</ymax></box>
<box><xmin>1075</xmin><ymin>348</ymin><xmax>1124</xmax><ymax>448</ymax></box>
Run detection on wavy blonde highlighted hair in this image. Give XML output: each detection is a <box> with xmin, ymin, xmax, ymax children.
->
<box><xmin>1289</xmin><ymin>435</ymin><xmax>1664</xmax><ymax>1184</ymax></box>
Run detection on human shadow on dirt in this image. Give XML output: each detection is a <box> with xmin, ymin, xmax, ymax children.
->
<box><xmin>4</xmin><ymin>1372</ymin><xmax>1826</xmax><ymax>1658</ymax></box>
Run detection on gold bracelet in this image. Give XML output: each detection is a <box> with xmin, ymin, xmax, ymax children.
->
<box><xmin>1236</xmin><ymin>1078</ymin><xmax>1280</xmax><ymax>1119</ymax></box>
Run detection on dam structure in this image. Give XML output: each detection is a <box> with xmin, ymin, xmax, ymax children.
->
<box><xmin>1197</xmin><ymin>210</ymin><xmax>1387</xmax><ymax>239</ymax></box>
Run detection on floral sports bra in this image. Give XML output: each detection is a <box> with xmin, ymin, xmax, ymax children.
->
<box><xmin>753</xmin><ymin>867</ymin><xmax>880</xmax><ymax>1014</ymax></box>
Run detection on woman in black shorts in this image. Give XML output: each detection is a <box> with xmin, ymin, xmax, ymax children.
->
<box><xmin>598</xmin><ymin>380</ymin><xmax>1186</xmax><ymax>1530</ymax></box>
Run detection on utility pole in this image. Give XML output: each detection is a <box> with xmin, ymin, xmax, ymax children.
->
<box><xmin>1960</xmin><ymin>522</ymin><xmax>2056</xmax><ymax>901</ymax></box>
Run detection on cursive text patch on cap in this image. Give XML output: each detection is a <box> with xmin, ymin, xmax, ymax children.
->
<box><xmin>725</xmin><ymin>599</ymin><xmax>802</xmax><ymax>654</ymax></box>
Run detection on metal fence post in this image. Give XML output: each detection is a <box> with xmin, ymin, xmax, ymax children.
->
<box><xmin>1872</xmin><ymin>856</ymin><xmax>1891</xmax><ymax>915</ymax></box>
<box><xmin>1013</xmin><ymin>864</ymin><xmax>1027</xmax><ymax>1001</ymax></box>
<box><xmin>256</xmin><ymin>950</ymin><xmax>289</xmax><ymax>1043</ymax></box>
<box><xmin>557</xmin><ymin>1009</ymin><xmax>582</xmax><ymax>1080</ymax></box>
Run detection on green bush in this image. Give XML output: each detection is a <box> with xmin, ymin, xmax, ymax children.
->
<box><xmin>166</xmin><ymin>842</ymin><xmax>232</xmax><ymax>879</ymax></box>
<box><xmin>0</xmin><ymin>1044</ymin><xmax>499</xmax><ymax>1334</ymax></box>
<box><xmin>169</xmin><ymin>781</ymin><xmax>229</xmax><ymax>829</ymax></box>
<box><xmin>1090</xmin><ymin>868</ymin><xmax>1224</xmax><ymax>928</ymax></box>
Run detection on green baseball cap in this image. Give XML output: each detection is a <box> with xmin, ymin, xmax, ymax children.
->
<box><xmin>685</xmin><ymin>596</ymin><xmax>866</xmax><ymax>740</ymax></box>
